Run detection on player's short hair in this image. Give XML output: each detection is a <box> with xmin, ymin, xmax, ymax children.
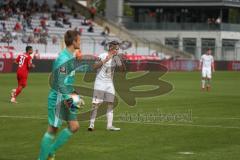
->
<box><xmin>26</xmin><ymin>46</ymin><xmax>33</xmax><ymax>52</ymax></box>
<box><xmin>108</xmin><ymin>40</ymin><xmax>120</xmax><ymax>51</ymax></box>
<box><xmin>64</xmin><ymin>30</ymin><xmax>80</xmax><ymax>47</ymax></box>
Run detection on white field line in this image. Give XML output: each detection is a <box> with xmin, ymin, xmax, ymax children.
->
<box><xmin>0</xmin><ymin>115</ymin><xmax>47</xmax><ymax>120</ymax></box>
<box><xmin>112</xmin><ymin>120</ymin><xmax>240</xmax><ymax>129</ymax></box>
<box><xmin>0</xmin><ymin>115</ymin><xmax>240</xmax><ymax>129</ymax></box>
<box><xmin>178</xmin><ymin>152</ymin><xmax>195</xmax><ymax>155</ymax></box>
<box><xmin>114</xmin><ymin>115</ymin><xmax>240</xmax><ymax>120</ymax></box>
<box><xmin>193</xmin><ymin>116</ymin><xmax>240</xmax><ymax>120</ymax></box>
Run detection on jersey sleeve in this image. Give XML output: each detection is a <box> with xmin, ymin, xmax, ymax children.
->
<box><xmin>16</xmin><ymin>55</ymin><xmax>20</xmax><ymax>63</ymax></box>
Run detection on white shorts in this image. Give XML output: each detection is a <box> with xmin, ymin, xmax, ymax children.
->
<box><xmin>202</xmin><ymin>68</ymin><xmax>212</xmax><ymax>78</ymax></box>
<box><xmin>92</xmin><ymin>80</ymin><xmax>115</xmax><ymax>104</ymax></box>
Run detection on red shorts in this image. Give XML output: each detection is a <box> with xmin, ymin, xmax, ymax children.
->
<box><xmin>17</xmin><ymin>73</ymin><xmax>28</xmax><ymax>87</ymax></box>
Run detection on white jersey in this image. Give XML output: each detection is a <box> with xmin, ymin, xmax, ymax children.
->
<box><xmin>95</xmin><ymin>53</ymin><xmax>117</xmax><ymax>82</ymax></box>
<box><xmin>200</xmin><ymin>54</ymin><xmax>214</xmax><ymax>69</ymax></box>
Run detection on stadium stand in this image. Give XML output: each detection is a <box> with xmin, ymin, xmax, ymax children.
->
<box><xmin>0</xmin><ymin>0</ymin><xmax>167</xmax><ymax>60</ymax></box>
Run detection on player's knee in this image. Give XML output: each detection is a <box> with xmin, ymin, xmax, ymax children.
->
<box><xmin>69</xmin><ymin>122</ymin><xmax>80</xmax><ymax>133</ymax></box>
<box><xmin>92</xmin><ymin>103</ymin><xmax>100</xmax><ymax>110</ymax></box>
<box><xmin>107</xmin><ymin>103</ymin><xmax>114</xmax><ymax>109</ymax></box>
<box><xmin>107</xmin><ymin>103</ymin><xmax>114</xmax><ymax>113</ymax></box>
<box><xmin>47</xmin><ymin>126</ymin><xmax>58</xmax><ymax>135</ymax></box>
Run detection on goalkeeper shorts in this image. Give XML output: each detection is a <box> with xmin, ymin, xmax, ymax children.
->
<box><xmin>48</xmin><ymin>91</ymin><xmax>78</xmax><ymax>128</ymax></box>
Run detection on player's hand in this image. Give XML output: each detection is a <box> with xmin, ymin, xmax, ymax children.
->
<box><xmin>64</xmin><ymin>98</ymin><xmax>78</xmax><ymax>111</ymax></box>
<box><xmin>31</xmin><ymin>64</ymin><xmax>36</xmax><ymax>68</ymax></box>
<box><xmin>76</xmin><ymin>98</ymin><xmax>85</xmax><ymax>109</ymax></box>
<box><xmin>79</xmin><ymin>98</ymin><xmax>85</xmax><ymax>106</ymax></box>
<box><xmin>103</xmin><ymin>54</ymin><xmax>113</xmax><ymax>64</ymax></box>
<box><xmin>117</xmin><ymin>53</ymin><xmax>125</xmax><ymax>60</ymax></box>
<box><xmin>75</xmin><ymin>50</ymin><xmax>82</xmax><ymax>60</ymax></box>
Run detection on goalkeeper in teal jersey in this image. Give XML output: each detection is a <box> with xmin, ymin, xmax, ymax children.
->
<box><xmin>38</xmin><ymin>30</ymin><xmax>81</xmax><ymax>160</ymax></box>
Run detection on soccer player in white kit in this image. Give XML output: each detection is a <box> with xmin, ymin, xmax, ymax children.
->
<box><xmin>199</xmin><ymin>48</ymin><xmax>215</xmax><ymax>91</ymax></box>
<box><xmin>88</xmin><ymin>41</ymin><xmax>126</xmax><ymax>131</ymax></box>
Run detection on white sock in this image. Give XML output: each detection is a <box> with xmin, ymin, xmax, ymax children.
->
<box><xmin>89</xmin><ymin>104</ymin><xmax>98</xmax><ymax>128</ymax></box>
<box><xmin>202</xmin><ymin>80</ymin><xmax>205</xmax><ymax>88</ymax></box>
<box><xmin>106</xmin><ymin>104</ymin><xmax>113</xmax><ymax>128</ymax></box>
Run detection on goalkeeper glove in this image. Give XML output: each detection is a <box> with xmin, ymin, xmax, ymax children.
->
<box><xmin>64</xmin><ymin>98</ymin><xmax>78</xmax><ymax>112</ymax></box>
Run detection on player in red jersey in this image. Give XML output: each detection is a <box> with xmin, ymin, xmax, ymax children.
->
<box><xmin>10</xmin><ymin>46</ymin><xmax>35</xmax><ymax>103</ymax></box>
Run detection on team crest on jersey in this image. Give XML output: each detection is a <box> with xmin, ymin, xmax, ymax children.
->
<box><xmin>59</xmin><ymin>66</ymin><xmax>67</xmax><ymax>74</ymax></box>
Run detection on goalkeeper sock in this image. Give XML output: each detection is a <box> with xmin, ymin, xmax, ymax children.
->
<box><xmin>49</xmin><ymin>128</ymin><xmax>73</xmax><ymax>156</ymax></box>
<box><xmin>38</xmin><ymin>132</ymin><xmax>55</xmax><ymax>160</ymax></box>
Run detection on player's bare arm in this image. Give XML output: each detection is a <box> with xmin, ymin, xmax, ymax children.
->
<box><xmin>114</xmin><ymin>54</ymin><xmax>126</xmax><ymax>72</ymax></box>
<box><xmin>28</xmin><ymin>63</ymin><xmax>35</xmax><ymax>68</ymax></box>
<box><xmin>14</xmin><ymin>58</ymin><xmax>19</xmax><ymax>64</ymax></box>
<box><xmin>199</xmin><ymin>60</ymin><xmax>202</xmax><ymax>70</ymax></box>
<box><xmin>92</xmin><ymin>58</ymin><xmax>104</xmax><ymax>70</ymax></box>
<box><xmin>118</xmin><ymin>62</ymin><xmax>126</xmax><ymax>72</ymax></box>
<box><xmin>28</xmin><ymin>58</ymin><xmax>35</xmax><ymax>68</ymax></box>
<box><xmin>119</xmin><ymin>54</ymin><xmax>126</xmax><ymax>72</ymax></box>
<box><xmin>92</xmin><ymin>55</ymin><xmax>113</xmax><ymax>70</ymax></box>
<box><xmin>211</xmin><ymin>61</ymin><xmax>215</xmax><ymax>72</ymax></box>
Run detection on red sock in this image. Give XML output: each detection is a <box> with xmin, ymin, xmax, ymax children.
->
<box><xmin>15</xmin><ymin>86</ymin><xmax>23</xmax><ymax>97</ymax></box>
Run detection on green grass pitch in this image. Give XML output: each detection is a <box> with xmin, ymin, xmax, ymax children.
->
<box><xmin>0</xmin><ymin>71</ymin><xmax>240</xmax><ymax>160</ymax></box>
